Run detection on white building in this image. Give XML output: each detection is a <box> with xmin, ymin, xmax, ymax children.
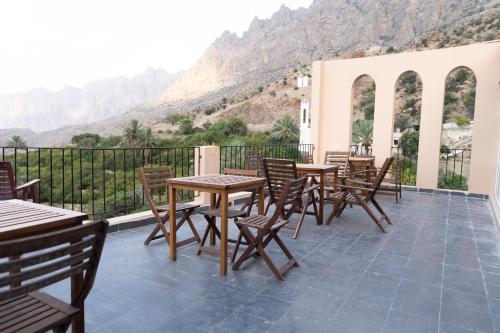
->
<box><xmin>297</xmin><ymin>76</ymin><xmax>309</xmax><ymax>88</ymax></box>
<box><xmin>299</xmin><ymin>100</ymin><xmax>312</xmax><ymax>147</ymax></box>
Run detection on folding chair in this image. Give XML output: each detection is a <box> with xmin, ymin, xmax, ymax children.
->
<box><xmin>263</xmin><ymin>158</ymin><xmax>319</xmax><ymax>239</ymax></box>
<box><xmin>140</xmin><ymin>166</ymin><xmax>201</xmax><ymax>248</ymax></box>
<box><xmin>378</xmin><ymin>159</ymin><xmax>403</xmax><ymax>202</ymax></box>
<box><xmin>0</xmin><ymin>161</ymin><xmax>41</xmax><ymax>202</ymax></box>
<box><xmin>197</xmin><ymin>168</ymin><xmax>258</xmax><ymax>262</ymax></box>
<box><xmin>232</xmin><ymin>177</ymin><xmax>307</xmax><ymax>280</ymax></box>
<box><xmin>326</xmin><ymin>157</ymin><xmax>394</xmax><ymax>232</ymax></box>
<box><xmin>0</xmin><ymin>220</ymin><xmax>108</xmax><ymax>333</ymax></box>
<box><xmin>244</xmin><ymin>150</ymin><xmax>264</xmax><ymax>176</ymax></box>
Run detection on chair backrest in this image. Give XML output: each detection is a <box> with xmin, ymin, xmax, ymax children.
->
<box><xmin>302</xmin><ymin>154</ymin><xmax>314</xmax><ymax>164</ymax></box>
<box><xmin>222</xmin><ymin>168</ymin><xmax>259</xmax><ymax>215</ymax></box>
<box><xmin>245</xmin><ymin>150</ymin><xmax>264</xmax><ymax>176</ymax></box>
<box><xmin>0</xmin><ymin>220</ymin><xmax>109</xmax><ymax>306</ymax></box>
<box><xmin>140</xmin><ymin>166</ymin><xmax>176</xmax><ymax>211</ymax></box>
<box><xmin>0</xmin><ymin>161</ymin><xmax>16</xmax><ymax>200</ymax></box>
<box><xmin>368</xmin><ymin>157</ymin><xmax>395</xmax><ymax>199</ymax></box>
<box><xmin>263</xmin><ymin>158</ymin><xmax>298</xmax><ymax>205</ymax></box>
<box><xmin>267</xmin><ymin>177</ymin><xmax>307</xmax><ymax>228</ymax></box>
<box><xmin>324</xmin><ymin>151</ymin><xmax>349</xmax><ymax>176</ymax></box>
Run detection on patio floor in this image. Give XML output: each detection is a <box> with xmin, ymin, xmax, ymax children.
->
<box><xmin>47</xmin><ymin>191</ymin><xmax>500</xmax><ymax>332</ymax></box>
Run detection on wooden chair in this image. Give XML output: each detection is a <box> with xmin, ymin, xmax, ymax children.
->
<box><xmin>302</xmin><ymin>154</ymin><xmax>314</xmax><ymax>164</ymax></box>
<box><xmin>244</xmin><ymin>150</ymin><xmax>264</xmax><ymax>176</ymax></box>
<box><xmin>197</xmin><ymin>168</ymin><xmax>258</xmax><ymax>262</ymax></box>
<box><xmin>0</xmin><ymin>161</ymin><xmax>41</xmax><ymax>203</ymax></box>
<box><xmin>263</xmin><ymin>158</ymin><xmax>319</xmax><ymax>239</ymax></box>
<box><xmin>232</xmin><ymin>177</ymin><xmax>307</xmax><ymax>280</ymax></box>
<box><xmin>324</xmin><ymin>151</ymin><xmax>350</xmax><ymax>177</ymax></box>
<box><xmin>0</xmin><ymin>220</ymin><xmax>108</xmax><ymax>333</ymax></box>
<box><xmin>326</xmin><ymin>157</ymin><xmax>394</xmax><ymax>232</ymax></box>
<box><xmin>378</xmin><ymin>159</ymin><xmax>403</xmax><ymax>202</ymax></box>
<box><xmin>140</xmin><ymin>166</ymin><xmax>201</xmax><ymax>248</ymax></box>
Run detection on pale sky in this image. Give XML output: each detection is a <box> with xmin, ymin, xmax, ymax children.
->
<box><xmin>0</xmin><ymin>0</ymin><xmax>313</xmax><ymax>95</ymax></box>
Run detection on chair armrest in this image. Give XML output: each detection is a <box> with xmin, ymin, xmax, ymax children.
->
<box><xmin>14</xmin><ymin>179</ymin><xmax>41</xmax><ymax>192</ymax></box>
<box><xmin>303</xmin><ymin>184</ymin><xmax>319</xmax><ymax>193</ymax></box>
<box><xmin>338</xmin><ymin>184</ymin><xmax>375</xmax><ymax>192</ymax></box>
<box><xmin>345</xmin><ymin>179</ymin><xmax>373</xmax><ymax>187</ymax></box>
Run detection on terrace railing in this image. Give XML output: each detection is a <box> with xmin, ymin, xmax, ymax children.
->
<box><xmin>391</xmin><ymin>145</ymin><xmax>471</xmax><ymax>190</ymax></box>
<box><xmin>1</xmin><ymin>146</ymin><xmax>199</xmax><ymax>218</ymax></box>
<box><xmin>219</xmin><ymin>144</ymin><xmax>314</xmax><ymax>172</ymax></box>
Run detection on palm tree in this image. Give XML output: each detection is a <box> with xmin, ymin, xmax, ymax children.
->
<box><xmin>352</xmin><ymin>119</ymin><xmax>373</xmax><ymax>155</ymax></box>
<box><xmin>270</xmin><ymin>115</ymin><xmax>300</xmax><ymax>144</ymax></box>
<box><xmin>142</xmin><ymin>127</ymin><xmax>157</xmax><ymax>164</ymax></box>
<box><xmin>7</xmin><ymin>135</ymin><xmax>27</xmax><ymax>148</ymax></box>
<box><xmin>123</xmin><ymin>119</ymin><xmax>143</xmax><ymax>148</ymax></box>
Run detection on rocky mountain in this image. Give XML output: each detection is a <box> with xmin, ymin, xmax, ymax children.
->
<box><xmin>153</xmin><ymin>0</ymin><xmax>493</xmax><ymax>107</ymax></box>
<box><xmin>1</xmin><ymin>0</ymin><xmax>497</xmax><ymax>147</ymax></box>
<box><xmin>0</xmin><ymin>68</ymin><xmax>183</xmax><ymax>132</ymax></box>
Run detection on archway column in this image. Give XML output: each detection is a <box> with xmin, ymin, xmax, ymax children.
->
<box><xmin>372</xmin><ymin>78</ymin><xmax>397</xmax><ymax>167</ymax></box>
<box><xmin>416</xmin><ymin>73</ymin><xmax>445</xmax><ymax>189</ymax></box>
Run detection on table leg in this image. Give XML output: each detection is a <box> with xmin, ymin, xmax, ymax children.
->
<box><xmin>220</xmin><ymin>192</ymin><xmax>228</xmax><ymax>275</ymax></box>
<box><xmin>168</xmin><ymin>185</ymin><xmax>177</xmax><ymax>261</ymax></box>
<box><xmin>318</xmin><ymin>172</ymin><xmax>324</xmax><ymax>225</ymax></box>
<box><xmin>210</xmin><ymin>192</ymin><xmax>216</xmax><ymax>246</ymax></box>
<box><xmin>258</xmin><ymin>185</ymin><xmax>265</xmax><ymax>215</ymax></box>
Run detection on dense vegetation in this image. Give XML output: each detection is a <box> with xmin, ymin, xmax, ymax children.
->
<box><xmin>2</xmin><ymin>116</ymin><xmax>301</xmax><ymax>217</ymax></box>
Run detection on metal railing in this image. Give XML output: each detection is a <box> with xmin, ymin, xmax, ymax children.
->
<box><xmin>219</xmin><ymin>144</ymin><xmax>314</xmax><ymax>172</ymax></box>
<box><xmin>350</xmin><ymin>144</ymin><xmax>373</xmax><ymax>156</ymax></box>
<box><xmin>1</xmin><ymin>146</ymin><xmax>199</xmax><ymax>218</ymax></box>
<box><xmin>391</xmin><ymin>145</ymin><xmax>471</xmax><ymax>190</ymax></box>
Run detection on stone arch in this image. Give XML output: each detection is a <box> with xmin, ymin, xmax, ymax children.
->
<box><xmin>350</xmin><ymin>74</ymin><xmax>376</xmax><ymax>155</ymax></box>
<box><xmin>438</xmin><ymin>66</ymin><xmax>477</xmax><ymax>190</ymax></box>
<box><xmin>392</xmin><ymin>70</ymin><xmax>423</xmax><ymax>185</ymax></box>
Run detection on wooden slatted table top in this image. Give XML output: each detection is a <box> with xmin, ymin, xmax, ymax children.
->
<box><xmin>168</xmin><ymin>174</ymin><xmax>265</xmax><ymax>190</ymax></box>
<box><xmin>296</xmin><ymin>164</ymin><xmax>338</xmax><ymax>173</ymax></box>
<box><xmin>0</xmin><ymin>200</ymin><xmax>88</xmax><ymax>241</ymax></box>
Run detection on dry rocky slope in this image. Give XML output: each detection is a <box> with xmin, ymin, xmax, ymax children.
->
<box><xmin>2</xmin><ymin>0</ymin><xmax>498</xmax><ymax>146</ymax></box>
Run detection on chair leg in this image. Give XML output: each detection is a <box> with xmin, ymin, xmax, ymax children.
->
<box><xmin>197</xmin><ymin>216</ymin><xmax>222</xmax><ymax>255</ymax></box>
<box><xmin>352</xmin><ymin>192</ymin><xmax>385</xmax><ymax>233</ymax></box>
<box><xmin>272</xmin><ymin>232</ymin><xmax>299</xmax><ymax>268</ymax></box>
<box><xmin>231</xmin><ymin>230</ymin><xmax>244</xmax><ymax>263</ymax></box>
<box><xmin>185</xmin><ymin>216</ymin><xmax>201</xmax><ymax>242</ymax></box>
<box><xmin>264</xmin><ymin>200</ymin><xmax>272</xmax><ymax>215</ymax></box>
<box><xmin>255</xmin><ymin>241</ymin><xmax>285</xmax><ymax>280</ymax></box>
<box><xmin>371</xmin><ymin>198</ymin><xmax>392</xmax><ymax>225</ymax></box>
<box><xmin>144</xmin><ymin>224</ymin><xmax>161</xmax><ymax>245</ymax></box>
<box><xmin>293</xmin><ymin>203</ymin><xmax>308</xmax><ymax>239</ymax></box>
<box><xmin>310</xmin><ymin>193</ymin><xmax>320</xmax><ymax>225</ymax></box>
<box><xmin>232</xmin><ymin>229</ymin><xmax>257</xmax><ymax>270</ymax></box>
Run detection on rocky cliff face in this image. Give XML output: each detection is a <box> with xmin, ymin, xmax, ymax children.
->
<box><xmin>154</xmin><ymin>0</ymin><xmax>490</xmax><ymax>106</ymax></box>
<box><xmin>0</xmin><ymin>68</ymin><xmax>183</xmax><ymax>132</ymax></box>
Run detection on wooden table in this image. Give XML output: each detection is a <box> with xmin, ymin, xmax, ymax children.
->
<box><xmin>348</xmin><ymin>157</ymin><xmax>375</xmax><ymax>180</ymax></box>
<box><xmin>296</xmin><ymin>164</ymin><xmax>338</xmax><ymax>225</ymax></box>
<box><xmin>168</xmin><ymin>174</ymin><xmax>265</xmax><ymax>276</ymax></box>
<box><xmin>0</xmin><ymin>199</ymin><xmax>88</xmax><ymax>333</ymax></box>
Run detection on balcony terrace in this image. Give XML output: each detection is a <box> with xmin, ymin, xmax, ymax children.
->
<box><xmin>39</xmin><ymin>190</ymin><xmax>500</xmax><ymax>333</ymax></box>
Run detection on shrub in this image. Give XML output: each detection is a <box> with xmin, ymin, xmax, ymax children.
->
<box><xmin>257</xmin><ymin>86</ymin><xmax>264</xmax><ymax>93</ymax></box>
<box><xmin>204</xmin><ymin>107</ymin><xmax>216</xmax><ymax>115</ymax></box>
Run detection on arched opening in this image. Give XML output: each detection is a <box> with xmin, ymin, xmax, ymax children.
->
<box><xmin>393</xmin><ymin>71</ymin><xmax>423</xmax><ymax>185</ymax></box>
<box><xmin>439</xmin><ymin>66</ymin><xmax>476</xmax><ymax>191</ymax></box>
<box><xmin>351</xmin><ymin>75</ymin><xmax>376</xmax><ymax>156</ymax></box>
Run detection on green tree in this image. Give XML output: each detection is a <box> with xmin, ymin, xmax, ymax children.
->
<box><xmin>7</xmin><ymin>135</ymin><xmax>27</xmax><ymax>148</ymax></box>
<box><xmin>123</xmin><ymin>119</ymin><xmax>143</xmax><ymax>148</ymax></box>
<box><xmin>269</xmin><ymin>115</ymin><xmax>299</xmax><ymax>144</ymax></box>
<box><xmin>399</xmin><ymin>131</ymin><xmax>420</xmax><ymax>155</ymax></box>
<box><xmin>223</xmin><ymin>116</ymin><xmax>248</xmax><ymax>136</ymax></box>
<box><xmin>394</xmin><ymin>114</ymin><xmax>412</xmax><ymax>131</ymax></box>
<box><xmin>352</xmin><ymin>119</ymin><xmax>373</xmax><ymax>154</ymax></box>
<box><xmin>178</xmin><ymin>118</ymin><xmax>195</xmax><ymax>135</ymax></box>
<box><xmin>141</xmin><ymin>127</ymin><xmax>157</xmax><ymax>164</ymax></box>
<box><xmin>359</xmin><ymin>87</ymin><xmax>375</xmax><ymax>120</ymax></box>
<box><xmin>71</xmin><ymin>133</ymin><xmax>100</xmax><ymax>148</ymax></box>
